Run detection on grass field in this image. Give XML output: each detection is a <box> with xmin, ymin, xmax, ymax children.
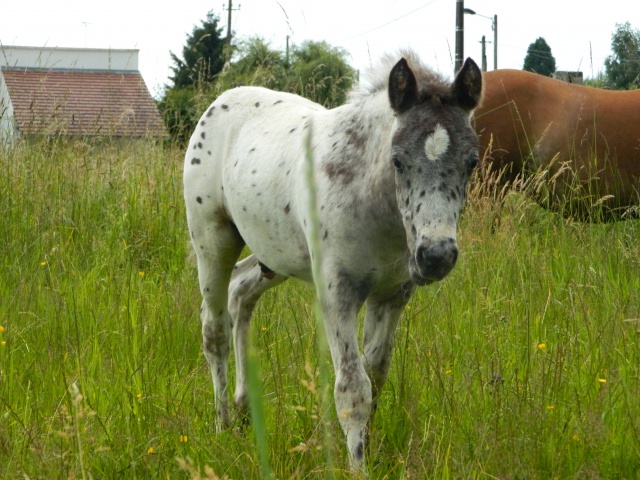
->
<box><xmin>1</xmin><ymin>138</ymin><xmax>639</xmax><ymax>479</ymax></box>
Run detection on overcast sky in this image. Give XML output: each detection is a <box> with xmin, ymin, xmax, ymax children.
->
<box><xmin>2</xmin><ymin>0</ymin><xmax>637</xmax><ymax>98</ymax></box>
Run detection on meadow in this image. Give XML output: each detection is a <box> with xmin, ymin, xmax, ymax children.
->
<box><xmin>1</xmin><ymin>138</ymin><xmax>639</xmax><ymax>479</ymax></box>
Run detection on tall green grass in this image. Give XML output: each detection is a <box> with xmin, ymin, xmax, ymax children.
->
<box><xmin>1</xmin><ymin>138</ymin><xmax>639</xmax><ymax>478</ymax></box>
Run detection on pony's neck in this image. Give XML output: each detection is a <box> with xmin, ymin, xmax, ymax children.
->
<box><xmin>346</xmin><ymin>90</ymin><xmax>395</xmax><ymax>170</ymax></box>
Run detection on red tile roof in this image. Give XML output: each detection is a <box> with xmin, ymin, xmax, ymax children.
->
<box><xmin>2</xmin><ymin>68</ymin><xmax>166</xmax><ymax>137</ymax></box>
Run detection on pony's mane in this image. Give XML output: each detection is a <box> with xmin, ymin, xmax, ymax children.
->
<box><xmin>351</xmin><ymin>49</ymin><xmax>451</xmax><ymax>103</ymax></box>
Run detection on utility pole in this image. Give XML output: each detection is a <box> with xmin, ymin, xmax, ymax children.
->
<box><xmin>226</xmin><ymin>0</ymin><xmax>233</xmax><ymax>50</ymax></box>
<box><xmin>480</xmin><ymin>35</ymin><xmax>487</xmax><ymax>72</ymax></box>
<box><xmin>285</xmin><ymin>35</ymin><xmax>290</xmax><ymax>68</ymax></box>
<box><xmin>223</xmin><ymin>1</ymin><xmax>240</xmax><ymax>68</ymax></box>
<box><xmin>493</xmin><ymin>14</ymin><xmax>498</xmax><ymax>70</ymax></box>
<box><xmin>454</xmin><ymin>0</ymin><xmax>464</xmax><ymax>73</ymax></box>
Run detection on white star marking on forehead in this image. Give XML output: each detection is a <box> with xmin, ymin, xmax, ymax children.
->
<box><xmin>424</xmin><ymin>124</ymin><xmax>450</xmax><ymax>162</ymax></box>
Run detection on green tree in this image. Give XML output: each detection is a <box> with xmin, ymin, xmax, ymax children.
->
<box><xmin>219</xmin><ymin>37</ymin><xmax>288</xmax><ymax>91</ymax></box>
<box><xmin>289</xmin><ymin>40</ymin><xmax>356</xmax><ymax>107</ymax></box>
<box><xmin>604</xmin><ymin>22</ymin><xmax>640</xmax><ymax>89</ymax></box>
<box><xmin>221</xmin><ymin>38</ymin><xmax>356</xmax><ymax>108</ymax></box>
<box><xmin>159</xmin><ymin>27</ymin><xmax>356</xmax><ymax>143</ymax></box>
<box><xmin>160</xmin><ymin>11</ymin><xmax>226</xmax><ymax>143</ymax></box>
<box><xmin>169</xmin><ymin>11</ymin><xmax>226</xmax><ymax>89</ymax></box>
<box><xmin>523</xmin><ymin>37</ymin><xmax>556</xmax><ymax>76</ymax></box>
<box><xmin>157</xmin><ymin>85</ymin><xmax>200</xmax><ymax>144</ymax></box>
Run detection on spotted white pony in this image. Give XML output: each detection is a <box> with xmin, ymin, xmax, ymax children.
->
<box><xmin>184</xmin><ymin>51</ymin><xmax>482</xmax><ymax>470</ymax></box>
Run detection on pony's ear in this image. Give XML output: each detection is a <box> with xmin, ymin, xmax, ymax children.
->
<box><xmin>452</xmin><ymin>57</ymin><xmax>483</xmax><ymax>111</ymax></box>
<box><xmin>389</xmin><ymin>58</ymin><xmax>418</xmax><ymax>113</ymax></box>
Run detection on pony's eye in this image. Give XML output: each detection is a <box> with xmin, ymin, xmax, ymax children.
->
<box><xmin>392</xmin><ymin>157</ymin><xmax>404</xmax><ymax>173</ymax></box>
<box><xmin>467</xmin><ymin>155</ymin><xmax>479</xmax><ymax>173</ymax></box>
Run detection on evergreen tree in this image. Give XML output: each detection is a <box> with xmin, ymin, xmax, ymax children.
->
<box><xmin>169</xmin><ymin>11</ymin><xmax>226</xmax><ymax>89</ymax></box>
<box><xmin>604</xmin><ymin>22</ymin><xmax>640</xmax><ymax>89</ymax></box>
<box><xmin>523</xmin><ymin>37</ymin><xmax>556</xmax><ymax>76</ymax></box>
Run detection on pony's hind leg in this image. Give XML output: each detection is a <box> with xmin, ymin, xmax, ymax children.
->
<box><xmin>228</xmin><ymin>254</ymin><xmax>286</xmax><ymax>421</ymax></box>
<box><xmin>191</xmin><ymin>220</ymin><xmax>245</xmax><ymax>432</ymax></box>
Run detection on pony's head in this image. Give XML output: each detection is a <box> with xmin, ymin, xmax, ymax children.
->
<box><xmin>388</xmin><ymin>55</ymin><xmax>482</xmax><ymax>285</ymax></box>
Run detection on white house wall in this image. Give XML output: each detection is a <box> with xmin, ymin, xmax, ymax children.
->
<box><xmin>0</xmin><ymin>46</ymin><xmax>139</xmax><ymax>72</ymax></box>
<box><xmin>0</xmin><ymin>70</ymin><xmax>18</xmax><ymax>146</ymax></box>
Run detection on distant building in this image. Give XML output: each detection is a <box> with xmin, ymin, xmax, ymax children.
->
<box><xmin>0</xmin><ymin>46</ymin><xmax>165</xmax><ymax>145</ymax></box>
<box><xmin>552</xmin><ymin>71</ymin><xmax>584</xmax><ymax>84</ymax></box>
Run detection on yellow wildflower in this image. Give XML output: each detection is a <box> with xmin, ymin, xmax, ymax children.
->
<box><xmin>261</xmin><ymin>327</ymin><xmax>267</xmax><ymax>332</ymax></box>
<box><xmin>179</xmin><ymin>435</ymin><xmax>188</xmax><ymax>443</ymax></box>
<box><xmin>138</xmin><ymin>271</ymin><xmax>145</xmax><ymax>277</ymax></box>
<box><xmin>546</xmin><ymin>405</ymin><xmax>555</xmax><ymax>411</ymax></box>
<box><xmin>147</xmin><ymin>447</ymin><xmax>155</xmax><ymax>454</ymax></box>
<box><xmin>40</xmin><ymin>261</ymin><xmax>47</xmax><ymax>267</ymax></box>
<box><xmin>1</xmin><ymin>341</ymin><xmax>6</xmax><ymax>347</ymax></box>
<box><xmin>537</xmin><ymin>343</ymin><xmax>547</xmax><ymax>350</ymax></box>
<box><xmin>136</xmin><ymin>393</ymin><xmax>143</xmax><ymax>399</ymax></box>
<box><xmin>444</xmin><ymin>369</ymin><xmax>453</xmax><ymax>375</ymax></box>
<box><xmin>598</xmin><ymin>378</ymin><xmax>607</xmax><ymax>384</ymax></box>
<box><xmin>0</xmin><ymin>325</ymin><xmax>5</xmax><ymax>332</ymax></box>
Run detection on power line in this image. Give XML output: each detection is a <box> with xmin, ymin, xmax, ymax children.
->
<box><xmin>342</xmin><ymin>0</ymin><xmax>439</xmax><ymax>42</ymax></box>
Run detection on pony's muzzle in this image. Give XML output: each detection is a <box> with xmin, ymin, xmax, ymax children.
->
<box><xmin>412</xmin><ymin>237</ymin><xmax>458</xmax><ymax>285</ymax></box>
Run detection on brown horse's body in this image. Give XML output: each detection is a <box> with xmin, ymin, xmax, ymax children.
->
<box><xmin>474</xmin><ymin>69</ymin><xmax>640</xmax><ymax>218</ymax></box>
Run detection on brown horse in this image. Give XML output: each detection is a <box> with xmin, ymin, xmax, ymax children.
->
<box><xmin>473</xmin><ymin>69</ymin><xmax>640</xmax><ymax>219</ymax></box>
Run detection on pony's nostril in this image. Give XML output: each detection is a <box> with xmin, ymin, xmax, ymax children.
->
<box><xmin>415</xmin><ymin>238</ymin><xmax>458</xmax><ymax>280</ymax></box>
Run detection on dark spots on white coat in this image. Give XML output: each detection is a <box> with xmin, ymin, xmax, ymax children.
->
<box><xmin>200</xmin><ymin>120</ymin><xmax>206</xmax><ymax>126</ymax></box>
<box><xmin>221</xmin><ymin>104</ymin><xmax>229</xmax><ymax>110</ymax></box>
<box><xmin>323</xmin><ymin>229</ymin><xmax>329</xmax><ymax>240</ymax></box>
<box><xmin>251</xmin><ymin>169</ymin><xmax>257</xmax><ymax>174</ymax></box>
<box><xmin>284</xmin><ymin>203</ymin><xmax>291</xmax><ymax>214</ymax></box>
<box><xmin>324</xmin><ymin>162</ymin><xmax>355</xmax><ymax>185</ymax></box>
<box><xmin>191</xmin><ymin>158</ymin><xmax>201</xmax><ymax>165</ymax></box>
<box><xmin>254</xmin><ymin>102</ymin><xmax>260</xmax><ymax>107</ymax></box>
<box><xmin>273</xmin><ymin>100</ymin><xmax>283</xmax><ymax>105</ymax></box>
<box><xmin>206</xmin><ymin>106</ymin><xmax>215</xmax><ymax>117</ymax></box>
<box><xmin>289</xmin><ymin>127</ymin><xmax>296</xmax><ymax>133</ymax></box>
<box><xmin>196</xmin><ymin>196</ymin><xmax>203</xmax><ymax>204</ymax></box>
<box><xmin>201</xmin><ymin>131</ymin><xmax>206</xmax><ymax>139</ymax></box>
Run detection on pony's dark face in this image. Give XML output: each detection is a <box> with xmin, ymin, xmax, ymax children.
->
<box><xmin>388</xmin><ymin>57</ymin><xmax>482</xmax><ymax>285</ymax></box>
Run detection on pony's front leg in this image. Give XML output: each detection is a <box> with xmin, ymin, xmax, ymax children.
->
<box><xmin>362</xmin><ymin>283</ymin><xmax>415</xmax><ymax>423</ymax></box>
<box><xmin>322</xmin><ymin>280</ymin><xmax>371</xmax><ymax>470</ymax></box>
